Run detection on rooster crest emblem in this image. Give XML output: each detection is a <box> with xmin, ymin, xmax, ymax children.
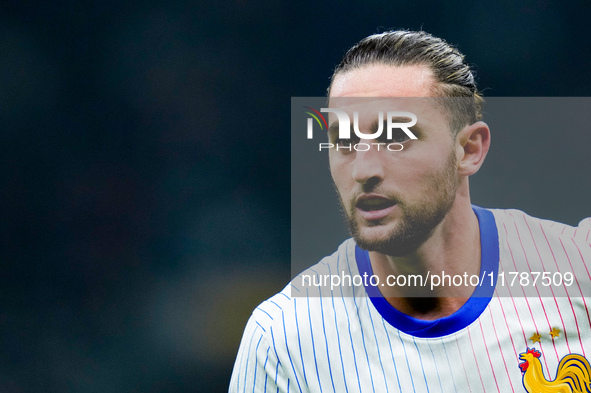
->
<box><xmin>519</xmin><ymin>347</ymin><xmax>591</xmax><ymax>392</ymax></box>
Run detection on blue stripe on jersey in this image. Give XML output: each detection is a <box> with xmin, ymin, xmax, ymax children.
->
<box><xmin>252</xmin><ymin>335</ymin><xmax>263</xmax><ymax>391</ymax></box>
<box><xmin>339</xmin><ymin>252</ymin><xmax>363</xmax><ymax>392</ymax></box>
<box><xmin>317</xmin><ymin>283</ymin><xmax>336</xmax><ymax>393</ymax></box>
<box><xmin>256</xmin><ymin>307</ymin><xmax>274</xmax><ymax>321</ymax></box>
<box><xmin>382</xmin><ymin>318</ymin><xmax>402</xmax><ymax>392</ymax></box>
<box><xmin>356</xmin><ymin>205</ymin><xmax>500</xmax><ymax>338</ymax></box>
<box><xmin>263</xmin><ymin>347</ymin><xmax>270</xmax><ymax>393</ymax></box>
<box><xmin>328</xmin><ymin>259</ymin><xmax>350</xmax><ymax>393</ymax></box>
<box><xmin>270</xmin><ymin>328</ymin><xmax>287</xmax><ymax>391</ymax></box>
<box><xmin>307</xmin><ymin>287</ymin><xmax>325</xmax><ymax>393</ymax></box>
<box><xmin>426</xmin><ymin>339</ymin><xmax>443</xmax><ymax>391</ymax></box>
<box><xmin>346</xmin><ymin>244</ymin><xmax>375</xmax><ymax>392</ymax></box>
<box><xmin>364</xmin><ymin>295</ymin><xmax>389</xmax><ymax>391</ymax></box>
<box><xmin>274</xmin><ymin>359</ymin><xmax>280</xmax><ymax>391</ymax></box>
<box><xmin>282</xmin><ymin>311</ymin><xmax>303</xmax><ymax>393</ymax></box>
<box><xmin>440</xmin><ymin>338</ymin><xmax>458</xmax><ymax>392</ymax></box>
<box><xmin>243</xmin><ymin>326</ymin><xmax>258</xmax><ymax>392</ymax></box>
<box><xmin>293</xmin><ymin>298</ymin><xmax>309</xmax><ymax>389</ymax></box>
<box><xmin>412</xmin><ymin>336</ymin><xmax>431</xmax><ymax>392</ymax></box>
<box><xmin>279</xmin><ymin>292</ymin><xmax>290</xmax><ymax>301</ymax></box>
<box><xmin>269</xmin><ymin>300</ymin><xmax>283</xmax><ymax>311</ymax></box>
<box><xmin>398</xmin><ymin>329</ymin><xmax>417</xmax><ymax>391</ymax></box>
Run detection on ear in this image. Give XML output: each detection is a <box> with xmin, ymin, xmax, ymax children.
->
<box><xmin>455</xmin><ymin>121</ymin><xmax>490</xmax><ymax>176</ymax></box>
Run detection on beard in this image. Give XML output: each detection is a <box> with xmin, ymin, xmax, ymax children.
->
<box><xmin>340</xmin><ymin>149</ymin><xmax>459</xmax><ymax>257</ymax></box>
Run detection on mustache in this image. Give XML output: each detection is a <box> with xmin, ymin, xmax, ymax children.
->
<box><xmin>349</xmin><ymin>189</ymin><xmax>401</xmax><ymax>209</ymax></box>
<box><xmin>331</xmin><ymin>181</ymin><xmax>401</xmax><ymax>214</ymax></box>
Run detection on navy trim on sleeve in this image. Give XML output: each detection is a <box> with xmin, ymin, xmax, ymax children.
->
<box><xmin>356</xmin><ymin>205</ymin><xmax>499</xmax><ymax>338</ymax></box>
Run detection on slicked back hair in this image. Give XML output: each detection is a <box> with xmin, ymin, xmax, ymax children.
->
<box><xmin>328</xmin><ymin>30</ymin><xmax>483</xmax><ymax>134</ymax></box>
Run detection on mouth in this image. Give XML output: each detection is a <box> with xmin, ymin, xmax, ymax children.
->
<box><xmin>355</xmin><ymin>194</ymin><xmax>397</xmax><ymax>221</ymax></box>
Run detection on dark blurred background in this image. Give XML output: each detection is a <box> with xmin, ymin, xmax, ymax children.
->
<box><xmin>1</xmin><ymin>1</ymin><xmax>590</xmax><ymax>391</ymax></box>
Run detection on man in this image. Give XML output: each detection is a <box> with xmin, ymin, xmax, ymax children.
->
<box><xmin>230</xmin><ymin>30</ymin><xmax>591</xmax><ymax>392</ymax></box>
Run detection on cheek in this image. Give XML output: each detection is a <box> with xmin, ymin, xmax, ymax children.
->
<box><xmin>330</xmin><ymin>172</ymin><xmax>348</xmax><ymax>194</ymax></box>
<box><xmin>330</xmin><ymin>167</ymin><xmax>355</xmax><ymax>201</ymax></box>
<box><xmin>329</xmin><ymin>158</ymin><xmax>348</xmax><ymax>186</ymax></box>
<box><xmin>398</xmin><ymin>149</ymin><xmax>450</xmax><ymax>177</ymax></box>
<box><xmin>383</xmin><ymin>156</ymin><xmax>427</xmax><ymax>181</ymax></box>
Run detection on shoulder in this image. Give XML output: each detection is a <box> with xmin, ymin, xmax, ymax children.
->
<box><xmin>245</xmin><ymin>238</ymin><xmax>361</xmax><ymax>345</ymax></box>
<box><xmin>488</xmin><ymin>207</ymin><xmax>591</xmax><ymax>245</ymax></box>
<box><xmin>489</xmin><ymin>208</ymin><xmax>591</xmax><ymax>292</ymax></box>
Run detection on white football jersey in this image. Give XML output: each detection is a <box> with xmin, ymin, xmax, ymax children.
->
<box><xmin>230</xmin><ymin>207</ymin><xmax>591</xmax><ymax>392</ymax></box>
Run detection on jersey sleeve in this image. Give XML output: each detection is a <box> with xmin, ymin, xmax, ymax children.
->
<box><xmin>229</xmin><ymin>314</ymin><xmax>292</xmax><ymax>393</ymax></box>
<box><xmin>578</xmin><ymin>217</ymin><xmax>591</xmax><ymax>233</ymax></box>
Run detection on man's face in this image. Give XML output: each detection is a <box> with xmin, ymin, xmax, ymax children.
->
<box><xmin>328</xmin><ymin>64</ymin><xmax>460</xmax><ymax>256</ymax></box>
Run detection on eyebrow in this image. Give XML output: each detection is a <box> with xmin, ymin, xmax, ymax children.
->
<box><xmin>373</xmin><ymin>116</ymin><xmax>415</xmax><ymax>127</ymax></box>
<box><xmin>369</xmin><ymin>116</ymin><xmax>416</xmax><ymax>132</ymax></box>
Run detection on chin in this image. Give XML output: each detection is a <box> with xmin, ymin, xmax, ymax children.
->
<box><xmin>356</xmin><ymin>224</ymin><xmax>394</xmax><ymax>243</ymax></box>
<box><xmin>350</xmin><ymin>221</ymin><xmax>433</xmax><ymax>257</ymax></box>
<box><xmin>355</xmin><ymin>234</ymin><xmax>427</xmax><ymax>257</ymax></box>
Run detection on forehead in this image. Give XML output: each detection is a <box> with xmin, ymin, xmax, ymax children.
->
<box><xmin>328</xmin><ymin>64</ymin><xmax>446</xmax><ymax>127</ymax></box>
<box><xmin>329</xmin><ymin>64</ymin><xmax>436</xmax><ymax>98</ymax></box>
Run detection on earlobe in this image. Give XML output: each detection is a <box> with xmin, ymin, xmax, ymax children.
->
<box><xmin>457</xmin><ymin>121</ymin><xmax>491</xmax><ymax>176</ymax></box>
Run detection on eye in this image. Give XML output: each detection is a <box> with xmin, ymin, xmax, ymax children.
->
<box><xmin>333</xmin><ymin>134</ymin><xmax>359</xmax><ymax>146</ymax></box>
<box><xmin>334</xmin><ymin>137</ymin><xmax>346</xmax><ymax>146</ymax></box>
<box><xmin>389</xmin><ymin>128</ymin><xmax>412</xmax><ymax>143</ymax></box>
<box><xmin>377</xmin><ymin>121</ymin><xmax>416</xmax><ymax>143</ymax></box>
<box><xmin>380</xmin><ymin>128</ymin><xmax>411</xmax><ymax>143</ymax></box>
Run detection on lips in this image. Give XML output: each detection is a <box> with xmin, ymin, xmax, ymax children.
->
<box><xmin>355</xmin><ymin>194</ymin><xmax>397</xmax><ymax>221</ymax></box>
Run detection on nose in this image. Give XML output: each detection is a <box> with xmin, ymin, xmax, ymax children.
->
<box><xmin>351</xmin><ymin>141</ymin><xmax>384</xmax><ymax>187</ymax></box>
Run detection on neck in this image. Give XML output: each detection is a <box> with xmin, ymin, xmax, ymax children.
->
<box><xmin>369</xmin><ymin>189</ymin><xmax>481</xmax><ymax>320</ymax></box>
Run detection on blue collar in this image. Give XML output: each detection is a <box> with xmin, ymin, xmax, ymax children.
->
<box><xmin>355</xmin><ymin>205</ymin><xmax>499</xmax><ymax>338</ymax></box>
